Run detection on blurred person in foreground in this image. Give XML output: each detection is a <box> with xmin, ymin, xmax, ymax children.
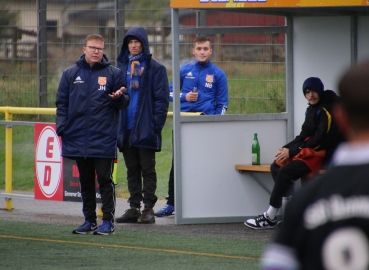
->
<box><xmin>261</xmin><ymin>60</ymin><xmax>369</xmax><ymax>269</ymax></box>
<box><xmin>245</xmin><ymin>77</ymin><xmax>344</xmax><ymax>230</ymax></box>
<box><xmin>56</xmin><ymin>34</ymin><xmax>130</xmax><ymax>235</ymax></box>
<box><xmin>154</xmin><ymin>36</ymin><xmax>228</xmax><ymax>217</ymax></box>
<box><xmin>115</xmin><ymin>27</ymin><xmax>169</xmax><ymax>224</ymax></box>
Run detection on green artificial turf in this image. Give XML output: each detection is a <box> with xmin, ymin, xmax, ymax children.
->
<box><xmin>0</xmin><ymin>219</ymin><xmax>266</xmax><ymax>270</ymax></box>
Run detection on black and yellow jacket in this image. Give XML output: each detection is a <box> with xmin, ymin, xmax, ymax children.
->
<box><xmin>284</xmin><ymin>90</ymin><xmax>345</xmax><ymax>165</ymax></box>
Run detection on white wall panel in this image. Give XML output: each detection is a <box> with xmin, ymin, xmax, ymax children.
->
<box><xmin>179</xmin><ymin>120</ymin><xmax>286</xmax><ymax>221</ymax></box>
<box><xmin>357</xmin><ymin>17</ymin><xmax>369</xmax><ymax>63</ymax></box>
<box><xmin>293</xmin><ymin>17</ymin><xmax>351</xmax><ymax>136</ymax></box>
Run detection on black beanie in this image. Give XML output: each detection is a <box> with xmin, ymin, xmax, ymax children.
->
<box><xmin>302</xmin><ymin>77</ymin><xmax>324</xmax><ymax>97</ymax></box>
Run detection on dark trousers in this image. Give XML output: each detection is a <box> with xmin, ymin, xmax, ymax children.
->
<box><xmin>122</xmin><ymin>132</ymin><xmax>157</xmax><ymax>209</ymax></box>
<box><xmin>166</xmin><ymin>158</ymin><xmax>175</xmax><ymax>206</ymax></box>
<box><xmin>166</xmin><ymin>130</ymin><xmax>174</xmax><ymax>206</ymax></box>
<box><xmin>75</xmin><ymin>157</ymin><xmax>115</xmax><ymax>223</ymax></box>
<box><xmin>269</xmin><ymin>160</ymin><xmax>311</xmax><ymax>208</ymax></box>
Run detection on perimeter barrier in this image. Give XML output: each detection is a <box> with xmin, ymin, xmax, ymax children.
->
<box><xmin>0</xmin><ymin>106</ymin><xmax>203</xmax><ymax>210</ymax></box>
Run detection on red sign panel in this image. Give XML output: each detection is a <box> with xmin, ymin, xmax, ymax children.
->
<box><xmin>34</xmin><ymin>123</ymin><xmax>102</xmax><ymax>203</ymax></box>
<box><xmin>62</xmin><ymin>158</ymin><xmax>101</xmax><ymax>203</ymax></box>
<box><xmin>34</xmin><ymin>124</ymin><xmax>63</xmax><ymax>201</ymax></box>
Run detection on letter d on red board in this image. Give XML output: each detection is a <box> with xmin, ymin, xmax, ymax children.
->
<box><xmin>34</xmin><ymin>124</ymin><xmax>63</xmax><ymax>201</ymax></box>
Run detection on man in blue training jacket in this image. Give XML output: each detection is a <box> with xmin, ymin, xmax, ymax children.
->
<box><xmin>155</xmin><ymin>36</ymin><xmax>228</xmax><ymax>217</ymax></box>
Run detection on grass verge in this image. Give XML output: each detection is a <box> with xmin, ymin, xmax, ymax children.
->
<box><xmin>0</xmin><ymin>219</ymin><xmax>265</xmax><ymax>270</ymax></box>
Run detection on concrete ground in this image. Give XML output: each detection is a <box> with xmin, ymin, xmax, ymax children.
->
<box><xmin>0</xmin><ymin>190</ymin><xmax>276</xmax><ymax>242</ymax></box>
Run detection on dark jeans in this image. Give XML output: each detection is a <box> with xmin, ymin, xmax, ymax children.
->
<box><xmin>166</xmin><ymin>130</ymin><xmax>174</xmax><ymax>206</ymax></box>
<box><xmin>75</xmin><ymin>157</ymin><xmax>115</xmax><ymax>223</ymax></box>
<box><xmin>122</xmin><ymin>132</ymin><xmax>157</xmax><ymax>209</ymax></box>
<box><xmin>166</xmin><ymin>158</ymin><xmax>175</xmax><ymax>206</ymax></box>
<box><xmin>269</xmin><ymin>160</ymin><xmax>310</xmax><ymax>208</ymax></box>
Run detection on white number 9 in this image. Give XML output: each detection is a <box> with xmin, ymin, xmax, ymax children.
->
<box><xmin>322</xmin><ymin>227</ymin><xmax>369</xmax><ymax>270</ymax></box>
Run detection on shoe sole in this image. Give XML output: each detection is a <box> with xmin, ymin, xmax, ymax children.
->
<box><xmin>115</xmin><ymin>218</ymin><xmax>139</xmax><ymax>223</ymax></box>
<box><xmin>72</xmin><ymin>230</ymin><xmax>95</xmax><ymax>235</ymax></box>
<box><xmin>137</xmin><ymin>218</ymin><xmax>155</xmax><ymax>224</ymax></box>
<box><xmin>154</xmin><ymin>213</ymin><xmax>174</xmax><ymax>217</ymax></box>
<box><xmin>93</xmin><ymin>231</ymin><xmax>115</xmax><ymax>235</ymax></box>
<box><xmin>244</xmin><ymin>221</ymin><xmax>276</xmax><ymax>230</ymax></box>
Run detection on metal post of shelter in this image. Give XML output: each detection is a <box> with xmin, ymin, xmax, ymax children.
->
<box><xmin>171</xmin><ymin>8</ymin><xmax>182</xmax><ymax>224</ymax></box>
<box><xmin>37</xmin><ymin>0</ymin><xmax>48</xmax><ymax>108</ymax></box>
<box><xmin>286</xmin><ymin>16</ymin><xmax>294</xmax><ymax>143</ymax></box>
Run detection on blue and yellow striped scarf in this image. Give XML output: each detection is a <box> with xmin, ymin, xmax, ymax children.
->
<box><xmin>128</xmin><ymin>53</ymin><xmax>145</xmax><ymax>90</ymax></box>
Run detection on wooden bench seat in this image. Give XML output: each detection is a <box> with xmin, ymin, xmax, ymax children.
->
<box><xmin>235</xmin><ymin>164</ymin><xmax>271</xmax><ymax>173</ymax></box>
<box><xmin>235</xmin><ymin>164</ymin><xmax>326</xmax><ymax>194</ymax></box>
<box><xmin>235</xmin><ymin>164</ymin><xmax>326</xmax><ymax>174</ymax></box>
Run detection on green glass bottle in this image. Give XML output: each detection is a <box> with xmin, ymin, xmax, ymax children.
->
<box><xmin>252</xmin><ymin>133</ymin><xmax>260</xmax><ymax>165</ymax></box>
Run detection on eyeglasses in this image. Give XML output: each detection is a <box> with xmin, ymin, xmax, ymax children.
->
<box><xmin>86</xmin><ymin>46</ymin><xmax>104</xmax><ymax>53</ymax></box>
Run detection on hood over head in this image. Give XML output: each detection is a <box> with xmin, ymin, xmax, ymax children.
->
<box><xmin>117</xmin><ymin>27</ymin><xmax>150</xmax><ymax>64</ymax></box>
<box><xmin>322</xmin><ymin>89</ymin><xmax>340</xmax><ymax>105</ymax></box>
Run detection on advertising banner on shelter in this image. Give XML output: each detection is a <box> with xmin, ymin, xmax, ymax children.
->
<box><xmin>170</xmin><ymin>0</ymin><xmax>367</xmax><ymax>9</ymax></box>
<box><xmin>34</xmin><ymin>123</ymin><xmax>101</xmax><ymax>203</ymax></box>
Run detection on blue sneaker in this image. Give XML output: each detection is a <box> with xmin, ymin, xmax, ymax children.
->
<box><xmin>154</xmin><ymin>204</ymin><xmax>174</xmax><ymax>217</ymax></box>
<box><xmin>93</xmin><ymin>220</ymin><xmax>115</xmax><ymax>235</ymax></box>
<box><xmin>72</xmin><ymin>221</ymin><xmax>97</xmax><ymax>234</ymax></box>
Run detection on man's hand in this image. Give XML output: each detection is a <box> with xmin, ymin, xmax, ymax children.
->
<box><xmin>185</xmin><ymin>91</ymin><xmax>198</xmax><ymax>102</ymax></box>
<box><xmin>275</xmin><ymin>148</ymin><xmax>289</xmax><ymax>161</ymax></box>
<box><xmin>109</xmin><ymin>86</ymin><xmax>125</xmax><ymax>99</ymax></box>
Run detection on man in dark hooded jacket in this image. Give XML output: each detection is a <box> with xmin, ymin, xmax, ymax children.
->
<box><xmin>244</xmin><ymin>77</ymin><xmax>344</xmax><ymax>230</ymax></box>
<box><xmin>115</xmin><ymin>27</ymin><xmax>169</xmax><ymax>224</ymax></box>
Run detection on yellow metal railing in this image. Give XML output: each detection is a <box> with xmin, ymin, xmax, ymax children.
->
<box><xmin>0</xmin><ymin>106</ymin><xmax>203</xmax><ymax>210</ymax></box>
<box><xmin>0</xmin><ymin>107</ymin><xmax>56</xmax><ymax>210</ymax></box>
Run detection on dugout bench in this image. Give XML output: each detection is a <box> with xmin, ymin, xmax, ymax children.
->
<box><xmin>235</xmin><ymin>164</ymin><xmax>326</xmax><ymax>195</ymax></box>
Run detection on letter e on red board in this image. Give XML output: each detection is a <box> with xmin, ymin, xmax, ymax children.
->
<box><xmin>34</xmin><ymin>124</ymin><xmax>63</xmax><ymax>200</ymax></box>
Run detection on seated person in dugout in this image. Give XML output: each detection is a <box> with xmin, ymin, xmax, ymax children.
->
<box><xmin>244</xmin><ymin>77</ymin><xmax>345</xmax><ymax>230</ymax></box>
<box><xmin>261</xmin><ymin>60</ymin><xmax>369</xmax><ymax>270</ymax></box>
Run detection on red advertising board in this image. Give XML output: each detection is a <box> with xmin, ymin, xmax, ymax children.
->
<box><xmin>34</xmin><ymin>124</ymin><xmax>63</xmax><ymax>201</ymax></box>
<box><xmin>34</xmin><ymin>124</ymin><xmax>101</xmax><ymax>202</ymax></box>
<box><xmin>62</xmin><ymin>157</ymin><xmax>101</xmax><ymax>203</ymax></box>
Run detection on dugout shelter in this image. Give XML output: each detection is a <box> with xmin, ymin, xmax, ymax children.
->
<box><xmin>170</xmin><ymin>0</ymin><xmax>369</xmax><ymax>224</ymax></box>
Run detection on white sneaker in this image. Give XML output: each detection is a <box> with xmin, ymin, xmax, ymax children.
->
<box><xmin>244</xmin><ymin>212</ymin><xmax>277</xmax><ymax>230</ymax></box>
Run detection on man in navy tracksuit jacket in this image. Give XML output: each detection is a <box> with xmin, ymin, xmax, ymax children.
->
<box><xmin>115</xmin><ymin>27</ymin><xmax>169</xmax><ymax>224</ymax></box>
<box><xmin>155</xmin><ymin>36</ymin><xmax>228</xmax><ymax>217</ymax></box>
<box><xmin>56</xmin><ymin>34</ymin><xmax>130</xmax><ymax>235</ymax></box>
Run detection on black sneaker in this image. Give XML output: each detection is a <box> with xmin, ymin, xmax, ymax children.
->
<box><xmin>244</xmin><ymin>213</ymin><xmax>277</xmax><ymax>230</ymax></box>
<box><xmin>115</xmin><ymin>207</ymin><xmax>141</xmax><ymax>223</ymax></box>
<box><xmin>138</xmin><ymin>208</ymin><xmax>155</xmax><ymax>224</ymax></box>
